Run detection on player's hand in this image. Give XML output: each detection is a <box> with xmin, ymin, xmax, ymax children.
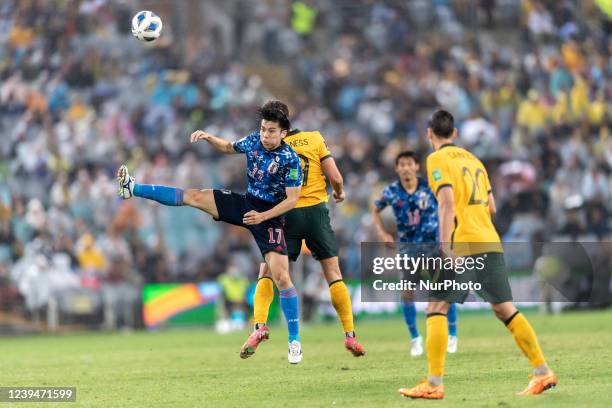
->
<box><xmin>190</xmin><ymin>130</ymin><xmax>212</xmax><ymax>143</ymax></box>
<box><xmin>243</xmin><ymin>210</ymin><xmax>266</xmax><ymax>225</ymax></box>
<box><xmin>333</xmin><ymin>190</ymin><xmax>345</xmax><ymax>203</ymax></box>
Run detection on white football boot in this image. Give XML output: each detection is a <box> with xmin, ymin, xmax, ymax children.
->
<box><xmin>410</xmin><ymin>336</ymin><xmax>424</xmax><ymax>357</ymax></box>
<box><xmin>117</xmin><ymin>165</ymin><xmax>134</xmax><ymax>199</ymax></box>
<box><xmin>288</xmin><ymin>340</ymin><xmax>303</xmax><ymax>364</ymax></box>
<box><xmin>447</xmin><ymin>335</ymin><xmax>458</xmax><ymax>353</ymax></box>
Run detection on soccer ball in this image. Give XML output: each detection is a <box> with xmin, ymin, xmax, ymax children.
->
<box><xmin>131</xmin><ymin>10</ymin><xmax>162</xmax><ymax>42</ymax></box>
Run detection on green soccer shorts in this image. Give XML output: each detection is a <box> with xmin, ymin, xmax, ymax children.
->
<box><xmin>429</xmin><ymin>252</ymin><xmax>513</xmax><ymax>304</ymax></box>
<box><xmin>285</xmin><ymin>202</ymin><xmax>339</xmax><ymax>262</ymax></box>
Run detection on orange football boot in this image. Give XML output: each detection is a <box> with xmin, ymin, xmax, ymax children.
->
<box><xmin>517</xmin><ymin>371</ymin><xmax>558</xmax><ymax>395</ymax></box>
<box><xmin>399</xmin><ymin>380</ymin><xmax>444</xmax><ymax>399</ymax></box>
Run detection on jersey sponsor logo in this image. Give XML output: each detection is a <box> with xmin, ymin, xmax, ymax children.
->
<box><xmin>220</xmin><ymin>189</ymin><xmax>232</xmax><ymax>195</ymax></box>
<box><xmin>432</xmin><ymin>169</ymin><xmax>442</xmax><ymax>181</ymax></box>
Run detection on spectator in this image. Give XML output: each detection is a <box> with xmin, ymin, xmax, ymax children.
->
<box><xmin>0</xmin><ymin>0</ymin><xmax>609</xmax><ymax>325</ymax></box>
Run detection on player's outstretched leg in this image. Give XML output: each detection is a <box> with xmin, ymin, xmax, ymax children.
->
<box><xmin>321</xmin><ymin>257</ymin><xmax>365</xmax><ymax>357</ymax></box>
<box><xmin>399</xmin><ymin>301</ymin><xmax>448</xmax><ymax>400</ymax></box>
<box><xmin>117</xmin><ymin>165</ymin><xmax>183</xmax><ymax>205</ymax></box>
<box><xmin>493</xmin><ymin>303</ymin><xmax>557</xmax><ymax>395</ymax></box>
<box><xmin>116</xmin><ymin>165</ymin><xmax>220</xmax><ymax>217</ymax></box>
<box><xmin>447</xmin><ymin>303</ymin><xmax>458</xmax><ymax>353</ymax></box>
<box><xmin>401</xmin><ymin>300</ymin><xmax>422</xmax><ymax>357</ymax></box>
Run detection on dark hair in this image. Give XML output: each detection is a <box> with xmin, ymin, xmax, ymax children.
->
<box><xmin>428</xmin><ymin>110</ymin><xmax>454</xmax><ymax>138</ymax></box>
<box><xmin>395</xmin><ymin>150</ymin><xmax>418</xmax><ymax>166</ymax></box>
<box><xmin>260</xmin><ymin>100</ymin><xmax>290</xmax><ymax>131</ymax></box>
<box><xmin>262</xmin><ymin>100</ymin><xmax>289</xmax><ymax>117</ymax></box>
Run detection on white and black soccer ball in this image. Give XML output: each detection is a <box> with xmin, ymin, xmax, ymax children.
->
<box><xmin>131</xmin><ymin>10</ymin><xmax>162</xmax><ymax>42</ymax></box>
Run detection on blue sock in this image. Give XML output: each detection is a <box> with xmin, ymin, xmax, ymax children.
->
<box><xmin>448</xmin><ymin>303</ymin><xmax>457</xmax><ymax>336</ymax></box>
<box><xmin>279</xmin><ymin>287</ymin><xmax>300</xmax><ymax>342</ymax></box>
<box><xmin>133</xmin><ymin>183</ymin><xmax>184</xmax><ymax>206</ymax></box>
<box><xmin>401</xmin><ymin>302</ymin><xmax>419</xmax><ymax>339</ymax></box>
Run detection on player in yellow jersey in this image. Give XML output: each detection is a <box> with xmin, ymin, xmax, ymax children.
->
<box><xmin>240</xmin><ymin>101</ymin><xmax>365</xmax><ymax>360</ymax></box>
<box><xmin>399</xmin><ymin>110</ymin><xmax>556</xmax><ymax>400</ymax></box>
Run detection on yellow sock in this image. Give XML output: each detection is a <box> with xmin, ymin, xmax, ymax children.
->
<box><xmin>506</xmin><ymin>312</ymin><xmax>546</xmax><ymax>368</ymax></box>
<box><xmin>253</xmin><ymin>277</ymin><xmax>274</xmax><ymax>325</ymax></box>
<box><xmin>329</xmin><ymin>280</ymin><xmax>354</xmax><ymax>333</ymax></box>
<box><xmin>426</xmin><ymin>314</ymin><xmax>449</xmax><ymax>377</ymax></box>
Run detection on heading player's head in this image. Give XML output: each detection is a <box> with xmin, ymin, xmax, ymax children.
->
<box><xmin>259</xmin><ymin>101</ymin><xmax>291</xmax><ymax>150</ymax></box>
<box><xmin>427</xmin><ymin>109</ymin><xmax>457</xmax><ymax>150</ymax></box>
<box><xmin>395</xmin><ymin>150</ymin><xmax>419</xmax><ymax>182</ymax></box>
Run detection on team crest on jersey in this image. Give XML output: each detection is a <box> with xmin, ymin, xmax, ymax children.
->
<box><xmin>268</xmin><ymin>161</ymin><xmax>279</xmax><ymax>174</ymax></box>
<box><xmin>417</xmin><ymin>191</ymin><xmax>429</xmax><ymax>209</ymax></box>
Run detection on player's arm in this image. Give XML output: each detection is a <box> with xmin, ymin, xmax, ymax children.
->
<box><xmin>243</xmin><ymin>186</ymin><xmax>301</xmax><ymax>225</ymax></box>
<box><xmin>426</xmin><ymin>154</ymin><xmax>455</xmax><ymax>248</ymax></box>
<box><xmin>317</xmin><ymin>133</ymin><xmax>345</xmax><ymax>203</ymax></box>
<box><xmin>488</xmin><ymin>192</ymin><xmax>497</xmax><ymax>215</ymax></box>
<box><xmin>371</xmin><ymin>204</ymin><xmax>394</xmax><ymax>243</ymax></box>
<box><xmin>372</xmin><ymin>188</ymin><xmax>394</xmax><ymax>242</ymax></box>
<box><xmin>190</xmin><ymin>130</ymin><xmax>236</xmax><ymax>154</ymax></box>
<box><xmin>321</xmin><ymin>157</ymin><xmax>345</xmax><ymax>203</ymax></box>
<box><xmin>483</xmin><ymin>169</ymin><xmax>496</xmax><ymax>215</ymax></box>
<box><xmin>436</xmin><ymin>186</ymin><xmax>455</xmax><ymax>247</ymax></box>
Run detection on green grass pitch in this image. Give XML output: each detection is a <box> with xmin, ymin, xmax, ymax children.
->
<box><xmin>1</xmin><ymin>310</ymin><xmax>611</xmax><ymax>407</ymax></box>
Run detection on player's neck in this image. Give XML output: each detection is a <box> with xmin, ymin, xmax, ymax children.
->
<box><xmin>263</xmin><ymin>142</ymin><xmax>282</xmax><ymax>151</ymax></box>
<box><xmin>401</xmin><ymin>177</ymin><xmax>418</xmax><ymax>193</ymax></box>
<box><xmin>433</xmin><ymin>138</ymin><xmax>454</xmax><ymax>151</ymax></box>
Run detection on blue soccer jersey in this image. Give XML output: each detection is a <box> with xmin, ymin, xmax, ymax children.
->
<box><xmin>374</xmin><ymin>178</ymin><xmax>438</xmax><ymax>243</ymax></box>
<box><xmin>233</xmin><ymin>132</ymin><xmax>302</xmax><ymax>203</ymax></box>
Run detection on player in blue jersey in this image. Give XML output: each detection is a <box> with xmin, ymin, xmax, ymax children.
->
<box><xmin>372</xmin><ymin>150</ymin><xmax>458</xmax><ymax>357</ymax></box>
<box><xmin>115</xmin><ymin>105</ymin><xmax>305</xmax><ymax>363</ymax></box>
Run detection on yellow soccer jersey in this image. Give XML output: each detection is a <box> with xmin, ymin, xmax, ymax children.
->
<box><xmin>284</xmin><ymin>129</ymin><xmax>331</xmax><ymax>208</ymax></box>
<box><xmin>426</xmin><ymin>143</ymin><xmax>502</xmax><ymax>255</ymax></box>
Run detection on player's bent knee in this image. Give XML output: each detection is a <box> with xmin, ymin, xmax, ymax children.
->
<box><xmin>266</xmin><ymin>252</ymin><xmax>292</xmax><ymax>289</ymax></box>
<box><xmin>491</xmin><ymin>302</ymin><xmax>517</xmax><ymax>321</ymax></box>
<box><xmin>320</xmin><ymin>257</ymin><xmax>342</xmax><ymax>283</ymax></box>
<box><xmin>184</xmin><ymin>189</ymin><xmax>218</xmax><ymax>217</ymax></box>
<box><xmin>258</xmin><ymin>262</ymin><xmax>272</xmax><ymax>279</ymax></box>
<box><xmin>271</xmin><ymin>269</ymin><xmax>292</xmax><ymax>290</ymax></box>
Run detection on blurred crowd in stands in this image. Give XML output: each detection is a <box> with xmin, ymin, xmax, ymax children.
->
<box><xmin>0</xmin><ymin>0</ymin><xmax>610</xmax><ymax>324</ymax></box>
